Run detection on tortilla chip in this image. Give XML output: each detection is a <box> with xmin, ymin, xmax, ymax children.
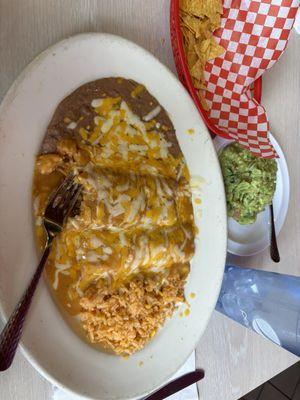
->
<box><xmin>195</xmin><ymin>38</ymin><xmax>225</xmax><ymax>62</ymax></box>
<box><xmin>179</xmin><ymin>0</ymin><xmax>225</xmax><ymax>111</ymax></box>
<box><xmin>207</xmin><ymin>41</ymin><xmax>225</xmax><ymax>60</ymax></box>
<box><xmin>193</xmin><ymin>79</ymin><xmax>206</xmax><ymax>90</ymax></box>
<box><xmin>181</xmin><ymin>14</ymin><xmax>203</xmax><ymax>38</ymax></box>
<box><xmin>190</xmin><ymin>59</ymin><xmax>205</xmax><ymax>81</ymax></box>
<box><xmin>198</xmin><ymin>91</ymin><xmax>210</xmax><ymax>111</ymax></box>
<box><xmin>186</xmin><ymin>50</ymin><xmax>198</xmax><ymax>70</ymax></box>
<box><xmin>187</xmin><ymin>29</ymin><xmax>196</xmax><ymax>47</ymax></box>
<box><xmin>180</xmin><ymin>0</ymin><xmax>223</xmax><ymax>23</ymax></box>
<box><xmin>181</xmin><ymin>25</ymin><xmax>191</xmax><ymax>43</ymax></box>
<box><xmin>197</xmin><ymin>18</ymin><xmax>214</xmax><ymax>40</ymax></box>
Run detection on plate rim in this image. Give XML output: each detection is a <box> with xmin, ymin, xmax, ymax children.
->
<box><xmin>0</xmin><ymin>32</ymin><xmax>227</xmax><ymax>399</ymax></box>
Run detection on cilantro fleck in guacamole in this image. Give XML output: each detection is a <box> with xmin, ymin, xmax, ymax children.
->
<box><xmin>219</xmin><ymin>143</ymin><xmax>277</xmax><ymax>225</ymax></box>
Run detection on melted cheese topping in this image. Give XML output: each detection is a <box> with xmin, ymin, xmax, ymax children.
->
<box><xmin>33</xmin><ymin>96</ymin><xmax>196</xmax><ymax>352</ymax></box>
<box><xmin>74</xmin><ymin>168</ymin><xmax>181</xmax><ymax>230</ymax></box>
<box><xmin>77</xmin><ymin>98</ymin><xmax>189</xmax><ymax>180</ymax></box>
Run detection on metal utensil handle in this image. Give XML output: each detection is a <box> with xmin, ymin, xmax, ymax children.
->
<box><xmin>270</xmin><ymin>203</ymin><xmax>280</xmax><ymax>263</ymax></box>
<box><xmin>0</xmin><ymin>246</ymin><xmax>50</xmax><ymax>371</ymax></box>
<box><xmin>143</xmin><ymin>369</ymin><xmax>204</xmax><ymax>400</ymax></box>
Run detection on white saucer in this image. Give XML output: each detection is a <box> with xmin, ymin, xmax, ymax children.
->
<box><xmin>214</xmin><ymin>134</ymin><xmax>290</xmax><ymax>256</ymax></box>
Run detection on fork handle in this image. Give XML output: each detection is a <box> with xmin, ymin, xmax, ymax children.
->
<box><xmin>270</xmin><ymin>203</ymin><xmax>280</xmax><ymax>263</ymax></box>
<box><xmin>0</xmin><ymin>246</ymin><xmax>51</xmax><ymax>371</ymax></box>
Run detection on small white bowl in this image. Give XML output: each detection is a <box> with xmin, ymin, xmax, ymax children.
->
<box><xmin>214</xmin><ymin>134</ymin><xmax>290</xmax><ymax>256</ymax></box>
<box><xmin>0</xmin><ymin>33</ymin><xmax>226</xmax><ymax>399</ymax></box>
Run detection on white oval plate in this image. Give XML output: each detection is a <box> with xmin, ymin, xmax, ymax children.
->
<box><xmin>0</xmin><ymin>33</ymin><xmax>227</xmax><ymax>400</ymax></box>
<box><xmin>214</xmin><ymin>134</ymin><xmax>290</xmax><ymax>256</ymax></box>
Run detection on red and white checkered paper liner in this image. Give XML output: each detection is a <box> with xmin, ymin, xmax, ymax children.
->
<box><xmin>204</xmin><ymin>0</ymin><xmax>299</xmax><ymax>158</ymax></box>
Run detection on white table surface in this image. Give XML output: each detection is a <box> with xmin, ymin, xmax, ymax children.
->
<box><xmin>0</xmin><ymin>1</ymin><xmax>299</xmax><ymax>399</ymax></box>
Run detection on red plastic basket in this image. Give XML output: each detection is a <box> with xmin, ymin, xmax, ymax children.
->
<box><xmin>170</xmin><ymin>0</ymin><xmax>262</xmax><ymax>137</ymax></box>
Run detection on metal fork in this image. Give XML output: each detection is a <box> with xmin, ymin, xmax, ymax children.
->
<box><xmin>0</xmin><ymin>173</ymin><xmax>82</xmax><ymax>371</ymax></box>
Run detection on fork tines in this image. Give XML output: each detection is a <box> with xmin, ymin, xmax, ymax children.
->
<box><xmin>44</xmin><ymin>173</ymin><xmax>82</xmax><ymax>225</ymax></box>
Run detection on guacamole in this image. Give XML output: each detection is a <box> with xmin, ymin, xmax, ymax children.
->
<box><xmin>219</xmin><ymin>143</ymin><xmax>277</xmax><ymax>225</ymax></box>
